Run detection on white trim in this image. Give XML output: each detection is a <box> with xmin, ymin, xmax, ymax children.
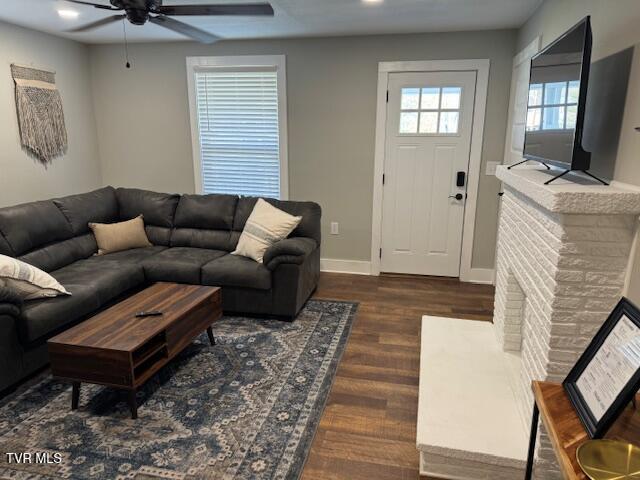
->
<box><xmin>185</xmin><ymin>55</ymin><xmax>289</xmax><ymax>199</ymax></box>
<box><xmin>320</xmin><ymin>258</ymin><xmax>372</xmax><ymax>275</ymax></box>
<box><xmin>371</xmin><ymin>59</ymin><xmax>491</xmax><ymax>284</ymax></box>
<box><xmin>466</xmin><ymin>268</ymin><xmax>496</xmax><ymax>285</ymax></box>
<box><xmin>503</xmin><ymin>36</ymin><xmax>541</xmax><ymax>166</ymax></box>
<box><xmin>513</xmin><ymin>37</ymin><xmax>541</xmax><ymax>68</ymax></box>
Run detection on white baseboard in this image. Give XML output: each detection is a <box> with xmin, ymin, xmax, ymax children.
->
<box><xmin>320</xmin><ymin>258</ymin><xmax>372</xmax><ymax>275</ymax></box>
<box><xmin>320</xmin><ymin>259</ymin><xmax>494</xmax><ymax>283</ymax></box>
<box><xmin>463</xmin><ymin>268</ymin><xmax>495</xmax><ymax>285</ymax></box>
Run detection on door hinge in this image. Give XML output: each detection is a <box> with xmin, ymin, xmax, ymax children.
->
<box><xmin>386</xmin><ymin>90</ymin><xmax>389</xmax><ymax>103</ymax></box>
<box><xmin>379</xmin><ymin>248</ymin><xmax>382</xmax><ymax>259</ymax></box>
<box><xmin>382</xmin><ymin>173</ymin><xmax>385</xmax><ymax>185</ymax></box>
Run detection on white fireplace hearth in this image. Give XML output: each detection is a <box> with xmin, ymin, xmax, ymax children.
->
<box><xmin>416</xmin><ymin>165</ymin><xmax>640</xmax><ymax>479</ymax></box>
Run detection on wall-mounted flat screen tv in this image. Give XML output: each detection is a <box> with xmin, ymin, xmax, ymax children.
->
<box><xmin>523</xmin><ymin>17</ymin><xmax>592</xmax><ymax>171</ymax></box>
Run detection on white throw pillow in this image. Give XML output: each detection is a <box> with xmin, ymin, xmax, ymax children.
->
<box><xmin>0</xmin><ymin>254</ymin><xmax>71</xmax><ymax>300</ymax></box>
<box><xmin>232</xmin><ymin>198</ymin><xmax>302</xmax><ymax>263</ymax></box>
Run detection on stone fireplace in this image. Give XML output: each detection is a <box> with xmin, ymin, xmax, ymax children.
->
<box><xmin>493</xmin><ymin>165</ymin><xmax>640</xmax><ymax>478</ymax></box>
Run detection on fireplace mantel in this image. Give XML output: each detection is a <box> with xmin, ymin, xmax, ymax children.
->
<box><xmin>496</xmin><ymin>166</ymin><xmax>640</xmax><ymax>214</ymax></box>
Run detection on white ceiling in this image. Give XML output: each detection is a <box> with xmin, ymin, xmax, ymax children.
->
<box><xmin>0</xmin><ymin>0</ymin><xmax>543</xmax><ymax>44</ymax></box>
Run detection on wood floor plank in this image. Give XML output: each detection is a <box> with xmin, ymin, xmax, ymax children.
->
<box><xmin>302</xmin><ymin>272</ymin><xmax>494</xmax><ymax>480</ymax></box>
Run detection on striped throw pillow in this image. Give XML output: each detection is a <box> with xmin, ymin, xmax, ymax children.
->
<box><xmin>0</xmin><ymin>254</ymin><xmax>70</xmax><ymax>300</ymax></box>
<box><xmin>232</xmin><ymin>199</ymin><xmax>302</xmax><ymax>263</ymax></box>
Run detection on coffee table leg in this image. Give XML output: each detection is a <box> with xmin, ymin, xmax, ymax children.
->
<box><xmin>207</xmin><ymin>326</ymin><xmax>216</xmax><ymax>346</ymax></box>
<box><xmin>71</xmin><ymin>382</ymin><xmax>80</xmax><ymax>410</ymax></box>
<box><xmin>128</xmin><ymin>390</ymin><xmax>138</xmax><ymax>420</ymax></box>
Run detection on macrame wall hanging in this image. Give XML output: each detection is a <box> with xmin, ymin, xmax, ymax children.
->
<box><xmin>10</xmin><ymin>64</ymin><xmax>68</xmax><ymax>165</ymax></box>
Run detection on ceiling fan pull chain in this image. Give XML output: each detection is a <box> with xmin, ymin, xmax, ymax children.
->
<box><xmin>122</xmin><ymin>18</ymin><xmax>131</xmax><ymax>69</ymax></box>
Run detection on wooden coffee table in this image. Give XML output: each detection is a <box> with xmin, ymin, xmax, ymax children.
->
<box><xmin>48</xmin><ymin>282</ymin><xmax>222</xmax><ymax>419</ymax></box>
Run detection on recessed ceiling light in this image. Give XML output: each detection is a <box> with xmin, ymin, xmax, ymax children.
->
<box><xmin>57</xmin><ymin>9</ymin><xmax>79</xmax><ymax>20</ymax></box>
<box><xmin>362</xmin><ymin>0</ymin><xmax>384</xmax><ymax>3</ymax></box>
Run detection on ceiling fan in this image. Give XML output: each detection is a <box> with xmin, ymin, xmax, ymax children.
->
<box><xmin>63</xmin><ymin>0</ymin><xmax>274</xmax><ymax>44</ymax></box>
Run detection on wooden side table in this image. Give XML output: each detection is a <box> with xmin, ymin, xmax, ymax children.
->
<box><xmin>524</xmin><ymin>381</ymin><xmax>640</xmax><ymax>480</ymax></box>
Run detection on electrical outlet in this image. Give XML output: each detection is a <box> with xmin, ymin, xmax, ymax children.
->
<box><xmin>330</xmin><ymin>222</ymin><xmax>339</xmax><ymax>235</ymax></box>
<box><xmin>486</xmin><ymin>161</ymin><xmax>501</xmax><ymax>176</ymax></box>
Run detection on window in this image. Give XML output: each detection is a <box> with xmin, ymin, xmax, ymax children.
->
<box><xmin>399</xmin><ymin>86</ymin><xmax>462</xmax><ymax>135</ymax></box>
<box><xmin>187</xmin><ymin>56</ymin><xmax>288</xmax><ymax>199</ymax></box>
<box><xmin>526</xmin><ymin>80</ymin><xmax>579</xmax><ymax>132</ymax></box>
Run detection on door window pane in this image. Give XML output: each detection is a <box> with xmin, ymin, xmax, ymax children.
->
<box><xmin>400</xmin><ymin>112</ymin><xmax>419</xmax><ymax>133</ymax></box>
<box><xmin>421</xmin><ymin>88</ymin><xmax>440</xmax><ymax>109</ymax></box>
<box><xmin>441</xmin><ymin>87</ymin><xmax>461</xmax><ymax>109</ymax></box>
<box><xmin>398</xmin><ymin>84</ymin><xmax>463</xmax><ymax>135</ymax></box>
<box><xmin>401</xmin><ymin>88</ymin><xmax>420</xmax><ymax>109</ymax></box>
<box><xmin>419</xmin><ymin>112</ymin><xmax>439</xmax><ymax>133</ymax></box>
<box><xmin>439</xmin><ymin>112</ymin><xmax>459</xmax><ymax>134</ymax></box>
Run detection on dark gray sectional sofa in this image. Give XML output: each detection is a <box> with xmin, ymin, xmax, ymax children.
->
<box><xmin>0</xmin><ymin>186</ymin><xmax>321</xmax><ymax>393</ymax></box>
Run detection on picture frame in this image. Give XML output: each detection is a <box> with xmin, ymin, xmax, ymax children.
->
<box><xmin>563</xmin><ymin>297</ymin><xmax>640</xmax><ymax>438</ymax></box>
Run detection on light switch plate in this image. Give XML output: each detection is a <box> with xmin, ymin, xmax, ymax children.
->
<box><xmin>330</xmin><ymin>222</ymin><xmax>339</xmax><ymax>235</ymax></box>
<box><xmin>486</xmin><ymin>161</ymin><xmax>501</xmax><ymax>176</ymax></box>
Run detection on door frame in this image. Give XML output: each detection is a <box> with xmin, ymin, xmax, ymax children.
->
<box><xmin>370</xmin><ymin>59</ymin><xmax>490</xmax><ymax>282</ymax></box>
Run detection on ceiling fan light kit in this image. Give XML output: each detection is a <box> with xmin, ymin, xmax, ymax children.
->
<box><xmin>63</xmin><ymin>0</ymin><xmax>274</xmax><ymax>43</ymax></box>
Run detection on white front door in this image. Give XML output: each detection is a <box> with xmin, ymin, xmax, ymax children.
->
<box><xmin>380</xmin><ymin>71</ymin><xmax>477</xmax><ymax>276</ymax></box>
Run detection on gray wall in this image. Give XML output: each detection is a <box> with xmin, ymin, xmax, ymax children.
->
<box><xmin>89</xmin><ymin>30</ymin><xmax>516</xmax><ymax>266</ymax></box>
<box><xmin>0</xmin><ymin>21</ymin><xmax>101</xmax><ymax>208</ymax></box>
<box><xmin>517</xmin><ymin>0</ymin><xmax>640</xmax><ymax>303</ymax></box>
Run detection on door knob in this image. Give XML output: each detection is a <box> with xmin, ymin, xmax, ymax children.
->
<box><xmin>449</xmin><ymin>193</ymin><xmax>464</xmax><ymax>200</ymax></box>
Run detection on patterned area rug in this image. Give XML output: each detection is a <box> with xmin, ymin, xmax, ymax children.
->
<box><xmin>0</xmin><ymin>300</ymin><xmax>357</xmax><ymax>480</ymax></box>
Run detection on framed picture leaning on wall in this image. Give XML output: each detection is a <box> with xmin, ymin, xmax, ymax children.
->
<box><xmin>564</xmin><ymin>297</ymin><xmax>640</xmax><ymax>438</ymax></box>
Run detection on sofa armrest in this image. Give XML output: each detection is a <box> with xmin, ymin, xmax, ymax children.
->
<box><xmin>264</xmin><ymin>237</ymin><xmax>318</xmax><ymax>271</ymax></box>
<box><xmin>0</xmin><ymin>286</ymin><xmax>22</xmax><ymax>318</ymax></box>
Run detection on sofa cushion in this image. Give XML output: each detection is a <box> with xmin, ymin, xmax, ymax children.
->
<box><xmin>117</xmin><ymin>188</ymin><xmax>179</xmax><ymax>228</ymax></box>
<box><xmin>51</xmin><ymin>259</ymin><xmax>145</xmax><ymax>306</ymax></box>
<box><xmin>170</xmin><ymin>229</ymin><xmax>234</xmax><ymax>252</ymax></box>
<box><xmin>141</xmin><ymin>247</ymin><xmax>226</xmax><ymax>284</ymax></box>
<box><xmin>174</xmin><ymin>194</ymin><xmax>237</xmax><ymax>230</ymax></box>
<box><xmin>18</xmin><ymin>256</ymin><xmax>144</xmax><ymax>344</ymax></box>
<box><xmin>0</xmin><ymin>232</ymin><xmax>13</xmax><ymax>257</ymax></box>
<box><xmin>0</xmin><ymin>200</ymin><xmax>73</xmax><ymax>256</ymax></box>
<box><xmin>202</xmin><ymin>254</ymin><xmax>271</xmax><ymax>290</ymax></box>
<box><xmin>53</xmin><ymin>187</ymin><xmax>118</xmax><ymax>235</ymax></box>
<box><xmin>83</xmin><ymin>246</ymin><xmax>167</xmax><ymax>265</ymax></box>
<box><xmin>171</xmin><ymin>194</ymin><xmax>238</xmax><ymax>251</ymax></box>
<box><xmin>18</xmin><ymin>234</ymin><xmax>97</xmax><ymax>272</ymax></box>
<box><xmin>232</xmin><ymin>197</ymin><xmax>322</xmax><ymax>245</ymax></box>
<box><xmin>19</xmin><ymin>283</ymin><xmax>100</xmax><ymax>345</ymax></box>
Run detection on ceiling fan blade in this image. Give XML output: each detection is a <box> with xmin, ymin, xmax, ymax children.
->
<box><xmin>149</xmin><ymin>15</ymin><xmax>221</xmax><ymax>44</ymax></box>
<box><xmin>154</xmin><ymin>3</ymin><xmax>274</xmax><ymax>16</ymax></box>
<box><xmin>63</xmin><ymin>0</ymin><xmax>121</xmax><ymax>10</ymax></box>
<box><xmin>67</xmin><ymin>14</ymin><xmax>126</xmax><ymax>32</ymax></box>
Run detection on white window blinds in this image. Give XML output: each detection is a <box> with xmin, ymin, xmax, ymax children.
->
<box><xmin>195</xmin><ymin>68</ymin><xmax>281</xmax><ymax>198</ymax></box>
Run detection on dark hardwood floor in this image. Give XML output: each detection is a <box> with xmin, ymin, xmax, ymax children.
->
<box><xmin>301</xmin><ymin>272</ymin><xmax>495</xmax><ymax>480</ymax></box>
